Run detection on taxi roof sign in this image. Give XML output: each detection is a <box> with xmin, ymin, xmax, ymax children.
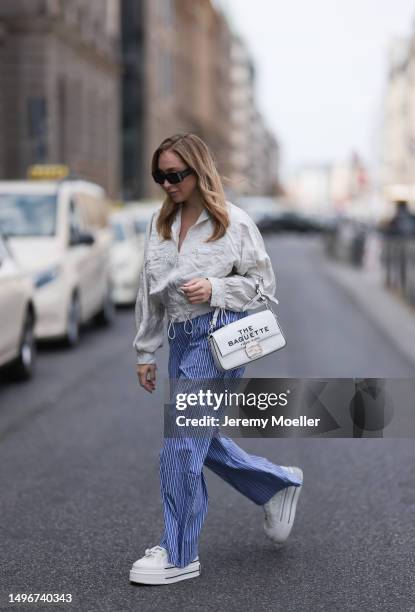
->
<box><xmin>27</xmin><ymin>164</ymin><xmax>70</xmax><ymax>180</ymax></box>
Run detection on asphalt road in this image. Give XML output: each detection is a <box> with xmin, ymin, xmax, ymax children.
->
<box><xmin>1</xmin><ymin>235</ymin><xmax>414</xmax><ymax>612</ymax></box>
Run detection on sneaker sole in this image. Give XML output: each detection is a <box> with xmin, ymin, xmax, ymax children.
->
<box><xmin>264</xmin><ymin>467</ymin><xmax>303</xmax><ymax>544</ymax></box>
<box><xmin>129</xmin><ymin>560</ymin><xmax>201</xmax><ymax>585</ymax></box>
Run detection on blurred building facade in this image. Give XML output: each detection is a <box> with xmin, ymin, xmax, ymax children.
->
<box><xmin>223</xmin><ymin>33</ymin><xmax>280</xmax><ymax>198</ymax></box>
<box><xmin>227</xmin><ymin>33</ymin><xmax>254</xmax><ymax>196</ymax></box>
<box><xmin>122</xmin><ymin>0</ymin><xmax>233</xmax><ymax>199</ymax></box>
<box><xmin>289</xmin><ymin>153</ymin><xmax>369</xmax><ymax>214</ymax></box>
<box><xmin>121</xmin><ymin>0</ymin><xmax>146</xmax><ymax>200</ymax></box>
<box><xmin>0</xmin><ymin>0</ymin><xmax>281</xmax><ymax>202</ymax></box>
<box><xmin>249</xmin><ymin>109</ymin><xmax>280</xmax><ymax>196</ymax></box>
<box><xmin>121</xmin><ymin>0</ymin><xmax>280</xmax><ymax>200</ymax></box>
<box><xmin>382</xmin><ymin>37</ymin><xmax>411</xmax><ymax>189</ymax></box>
<box><xmin>0</xmin><ymin>0</ymin><xmax>121</xmax><ymax>198</ymax></box>
<box><xmin>288</xmin><ymin>165</ymin><xmax>331</xmax><ymax>213</ymax></box>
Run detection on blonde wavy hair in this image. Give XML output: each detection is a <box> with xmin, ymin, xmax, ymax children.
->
<box><xmin>151</xmin><ymin>133</ymin><xmax>230</xmax><ymax>242</ymax></box>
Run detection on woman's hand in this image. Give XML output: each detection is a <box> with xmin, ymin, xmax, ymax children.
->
<box><xmin>180</xmin><ymin>277</ymin><xmax>212</xmax><ymax>304</ymax></box>
<box><xmin>137</xmin><ymin>364</ymin><xmax>157</xmax><ymax>393</ymax></box>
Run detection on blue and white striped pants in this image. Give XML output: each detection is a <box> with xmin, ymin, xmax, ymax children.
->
<box><xmin>158</xmin><ymin>309</ymin><xmax>302</xmax><ymax>568</ymax></box>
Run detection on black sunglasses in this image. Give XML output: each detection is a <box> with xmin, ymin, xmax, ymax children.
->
<box><xmin>152</xmin><ymin>167</ymin><xmax>194</xmax><ymax>185</ymax></box>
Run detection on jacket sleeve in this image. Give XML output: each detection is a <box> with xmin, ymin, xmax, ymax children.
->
<box><xmin>133</xmin><ymin>214</ymin><xmax>165</xmax><ymax>365</ymax></box>
<box><xmin>206</xmin><ymin>217</ymin><xmax>279</xmax><ymax>311</ymax></box>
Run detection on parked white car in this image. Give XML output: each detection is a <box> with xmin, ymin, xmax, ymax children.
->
<box><xmin>110</xmin><ymin>212</ymin><xmax>145</xmax><ymax>306</ymax></box>
<box><xmin>0</xmin><ymin>234</ymin><xmax>36</xmax><ymax>380</ymax></box>
<box><xmin>0</xmin><ymin>178</ymin><xmax>115</xmax><ymax>346</ymax></box>
<box><xmin>124</xmin><ymin>201</ymin><xmax>161</xmax><ymax>236</ymax></box>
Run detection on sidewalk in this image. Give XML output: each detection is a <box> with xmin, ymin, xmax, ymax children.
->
<box><xmin>322</xmin><ymin>255</ymin><xmax>415</xmax><ymax>369</ymax></box>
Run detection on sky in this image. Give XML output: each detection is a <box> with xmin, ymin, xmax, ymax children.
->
<box><xmin>218</xmin><ymin>0</ymin><xmax>415</xmax><ymax>179</ymax></box>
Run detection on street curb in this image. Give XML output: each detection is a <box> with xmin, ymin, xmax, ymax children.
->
<box><xmin>322</xmin><ymin>257</ymin><xmax>415</xmax><ymax>370</ymax></box>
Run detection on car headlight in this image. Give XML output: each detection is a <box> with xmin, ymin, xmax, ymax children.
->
<box><xmin>33</xmin><ymin>265</ymin><xmax>61</xmax><ymax>289</ymax></box>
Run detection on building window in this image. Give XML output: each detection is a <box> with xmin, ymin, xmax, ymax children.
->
<box><xmin>27</xmin><ymin>97</ymin><xmax>48</xmax><ymax>162</ymax></box>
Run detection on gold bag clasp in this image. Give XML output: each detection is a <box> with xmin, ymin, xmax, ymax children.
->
<box><xmin>244</xmin><ymin>340</ymin><xmax>263</xmax><ymax>359</ymax></box>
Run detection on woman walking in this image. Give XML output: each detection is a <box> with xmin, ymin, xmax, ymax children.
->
<box><xmin>130</xmin><ymin>133</ymin><xmax>303</xmax><ymax>585</ymax></box>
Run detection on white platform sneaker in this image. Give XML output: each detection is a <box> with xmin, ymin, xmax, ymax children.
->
<box><xmin>129</xmin><ymin>545</ymin><xmax>201</xmax><ymax>585</ymax></box>
<box><xmin>263</xmin><ymin>466</ymin><xmax>303</xmax><ymax>545</ymax></box>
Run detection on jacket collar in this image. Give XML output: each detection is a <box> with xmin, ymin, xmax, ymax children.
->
<box><xmin>171</xmin><ymin>203</ymin><xmax>210</xmax><ymax>243</ymax></box>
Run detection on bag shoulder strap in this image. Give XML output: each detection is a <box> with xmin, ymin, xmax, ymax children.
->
<box><xmin>209</xmin><ymin>307</ymin><xmax>222</xmax><ymax>332</ymax></box>
<box><xmin>208</xmin><ymin>280</ymin><xmax>271</xmax><ymax>336</ymax></box>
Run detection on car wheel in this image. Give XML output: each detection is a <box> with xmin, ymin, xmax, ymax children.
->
<box><xmin>95</xmin><ymin>284</ymin><xmax>116</xmax><ymax>327</ymax></box>
<box><xmin>65</xmin><ymin>293</ymin><xmax>81</xmax><ymax>347</ymax></box>
<box><xmin>8</xmin><ymin>309</ymin><xmax>36</xmax><ymax>381</ymax></box>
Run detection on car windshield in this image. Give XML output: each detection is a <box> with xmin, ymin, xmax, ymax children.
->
<box><xmin>134</xmin><ymin>219</ymin><xmax>151</xmax><ymax>234</ymax></box>
<box><xmin>112</xmin><ymin>222</ymin><xmax>128</xmax><ymax>242</ymax></box>
<box><xmin>0</xmin><ymin>193</ymin><xmax>57</xmax><ymax>237</ymax></box>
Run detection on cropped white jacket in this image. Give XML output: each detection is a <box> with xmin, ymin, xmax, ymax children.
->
<box><xmin>133</xmin><ymin>201</ymin><xmax>279</xmax><ymax>365</ymax></box>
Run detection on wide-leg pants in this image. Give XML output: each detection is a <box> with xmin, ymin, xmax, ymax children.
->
<box><xmin>158</xmin><ymin>309</ymin><xmax>303</xmax><ymax>568</ymax></box>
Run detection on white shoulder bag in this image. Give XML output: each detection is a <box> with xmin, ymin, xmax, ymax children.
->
<box><xmin>207</xmin><ymin>279</ymin><xmax>287</xmax><ymax>371</ymax></box>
